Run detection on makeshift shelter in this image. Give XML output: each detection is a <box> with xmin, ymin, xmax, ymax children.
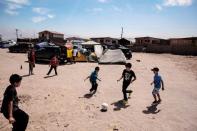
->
<box><xmin>99</xmin><ymin>49</ymin><xmax>126</xmax><ymax>64</ymax></box>
<box><xmin>81</xmin><ymin>41</ymin><xmax>103</xmax><ymax>58</ymax></box>
<box><xmin>74</xmin><ymin>51</ymin><xmax>88</xmax><ymax>62</ymax></box>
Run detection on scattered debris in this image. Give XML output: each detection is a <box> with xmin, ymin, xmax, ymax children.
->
<box><xmin>18</xmin><ymin>94</ymin><xmax>31</xmax><ymax>104</ymax></box>
<box><xmin>85</xmin><ymin>105</ymin><xmax>90</xmax><ymax>110</ymax></box>
<box><xmin>113</xmin><ymin>125</ymin><xmax>119</xmax><ymax>131</ymax></box>
<box><xmin>136</xmin><ymin>59</ymin><xmax>141</xmax><ymax>62</ymax></box>
<box><xmin>64</xmin><ymin>124</ymin><xmax>69</xmax><ymax>127</ymax></box>
<box><xmin>113</xmin><ymin>128</ymin><xmax>119</xmax><ymax>131</ymax></box>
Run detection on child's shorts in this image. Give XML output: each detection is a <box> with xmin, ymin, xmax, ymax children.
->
<box><xmin>152</xmin><ymin>88</ymin><xmax>160</xmax><ymax>95</ymax></box>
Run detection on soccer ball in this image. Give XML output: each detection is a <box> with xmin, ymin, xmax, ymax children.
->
<box><xmin>101</xmin><ymin>103</ymin><xmax>108</xmax><ymax>111</ymax></box>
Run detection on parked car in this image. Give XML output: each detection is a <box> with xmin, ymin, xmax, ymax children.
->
<box><xmin>35</xmin><ymin>46</ymin><xmax>67</xmax><ymax>63</ymax></box>
<box><xmin>9</xmin><ymin>43</ymin><xmax>33</xmax><ymax>53</ymax></box>
<box><xmin>0</xmin><ymin>41</ymin><xmax>9</xmax><ymax>48</ymax></box>
<box><xmin>118</xmin><ymin>45</ymin><xmax>132</xmax><ymax>60</ymax></box>
<box><xmin>0</xmin><ymin>40</ymin><xmax>16</xmax><ymax>48</ymax></box>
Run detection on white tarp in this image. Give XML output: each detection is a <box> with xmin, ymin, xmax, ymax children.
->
<box><xmin>81</xmin><ymin>40</ymin><xmax>103</xmax><ymax>58</ymax></box>
<box><xmin>81</xmin><ymin>41</ymin><xmax>100</xmax><ymax>45</ymax></box>
<box><xmin>99</xmin><ymin>49</ymin><xmax>126</xmax><ymax>64</ymax></box>
<box><xmin>94</xmin><ymin>45</ymin><xmax>103</xmax><ymax>58</ymax></box>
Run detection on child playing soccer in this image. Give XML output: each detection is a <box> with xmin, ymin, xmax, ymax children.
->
<box><xmin>0</xmin><ymin>74</ymin><xmax>29</xmax><ymax>131</ymax></box>
<box><xmin>151</xmin><ymin>67</ymin><xmax>164</xmax><ymax>104</ymax></box>
<box><xmin>84</xmin><ymin>67</ymin><xmax>101</xmax><ymax>94</ymax></box>
<box><xmin>117</xmin><ymin>63</ymin><xmax>136</xmax><ymax>104</ymax></box>
<box><xmin>47</xmin><ymin>55</ymin><xmax>59</xmax><ymax>76</ymax></box>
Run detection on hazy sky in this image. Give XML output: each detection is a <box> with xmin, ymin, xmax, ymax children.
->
<box><xmin>0</xmin><ymin>0</ymin><xmax>197</xmax><ymax>40</ymax></box>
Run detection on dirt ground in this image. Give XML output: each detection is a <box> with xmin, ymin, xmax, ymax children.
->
<box><xmin>0</xmin><ymin>49</ymin><xmax>197</xmax><ymax>131</ymax></box>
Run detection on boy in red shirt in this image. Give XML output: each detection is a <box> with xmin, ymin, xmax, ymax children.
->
<box><xmin>47</xmin><ymin>55</ymin><xmax>59</xmax><ymax>75</ymax></box>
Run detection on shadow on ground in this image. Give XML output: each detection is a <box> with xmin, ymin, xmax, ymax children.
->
<box><xmin>111</xmin><ymin>100</ymin><xmax>130</xmax><ymax>111</ymax></box>
<box><xmin>142</xmin><ymin>103</ymin><xmax>161</xmax><ymax>114</ymax></box>
<box><xmin>44</xmin><ymin>75</ymin><xmax>57</xmax><ymax>78</ymax></box>
<box><xmin>21</xmin><ymin>74</ymin><xmax>30</xmax><ymax>77</ymax></box>
<box><xmin>78</xmin><ymin>91</ymin><xmax>97</xmax><ymax>99</ymax></box>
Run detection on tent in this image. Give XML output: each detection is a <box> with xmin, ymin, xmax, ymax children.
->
<box><xmin>81</xmin><ymin>40</ymin><xmax>100</xmax><ymax>45</ymax></box>
<box><xmin>94</xmin><ymin>45</ymin><xmax>103</xmax><ymax>58</ymax></box>
<box><xmin>74</xmin><ymin>52</ymin><xmax>88</xmax><ymax>62</ymax></box>
<box><xmin>99</xmin><ymin>49</ymin><xmax>126</xmax><ymax>64</ymax></box>
<box><xmin>81</xmin><ymin>41</ymin><xmax>103</xmax><ymax>58</ymax></box>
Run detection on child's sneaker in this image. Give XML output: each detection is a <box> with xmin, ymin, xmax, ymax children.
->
<box><xmin>123</xmin><ymin>100</ymin><xmax>128</xmax><ymax>104</ymax></box>
<box><xmin>152</xmin><ymin>100</ymin><xmax>157</xmax><ymax>104</ymax></box>
<box><xmin>157</xmin><ymin>99</ymin><xmax>162</xmax><ymax>103</ymax></box>
<box><xmin>128</xmin><ymin>90</ymin><xmax>133</xmax><ymax>97</ymax></box>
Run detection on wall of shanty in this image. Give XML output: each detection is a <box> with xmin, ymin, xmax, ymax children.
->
<box><xmin>91</xmin><ymin>38</ymin><xmax>119</xmax><ymax>45</ymax></box>
<box><xmin>132</xmin><ymin>37</ymin><xmax>197</xmax><ymax>55</ymax></box>
<box><xmin>39</xmin><ymin>31</ymin><xmax>64</xmax><ymax>40</ymax></box>
<box><xmin>168</xmin><ymin>38</ymin><xmax>197</xmax><ymax>55</ymax></box>
<box><xmin>17</xmin><ymin>38</ymin><xmax>39</xmax><ymax>45</ymax></box>
<box><xmin>38</xmin><ymin>31</ymin><xmax>66</xmax><ymax>46</ymax></box>
<box><xmin>146</xmin><ymin>44</ymin><xmax>172</xmax><ymax>53</ymax></box>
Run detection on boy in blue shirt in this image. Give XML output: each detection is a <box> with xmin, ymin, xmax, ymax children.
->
<box><xmin>151</xmin><ymin>67</ymin><xmax>164</xmax><ymax>104</ymax></box>
<box><xmin>84</xmin><ymin>67</ymin><xmax>101</xmax><ymax>94</ymax></box>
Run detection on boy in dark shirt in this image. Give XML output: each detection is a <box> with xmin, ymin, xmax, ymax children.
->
<box><xmin>0</xmin><ymin>74</ymin><xmax>29</xmax><ymax>131</ymax></box>
<box><xmin>84</xmin><ymin>67</ymin><xmax>101</xmax><ymax>94</ymax></box>
<box><xmin>117</xmin><ymin>63</ymin><xmax>136</xmax><ymax>104</ymax></box>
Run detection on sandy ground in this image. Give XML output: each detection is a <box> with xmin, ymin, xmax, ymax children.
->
<box><xmin>0</xmin><ymin>48</ymin><xmax>197</xmax><ymax>131</ymax></box>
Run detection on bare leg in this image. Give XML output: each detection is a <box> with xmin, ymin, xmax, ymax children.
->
<box><xmin>153</xmin><ymin>94</ymin><xmax>157</xmax><ymax>101</ymax></box>
<box><xmin>157</xmin><ymin>93</ymin><xmax>161</xmax><ymax>103</ymax></box>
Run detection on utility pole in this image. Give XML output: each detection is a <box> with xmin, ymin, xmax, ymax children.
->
<box><xmin>0</xmin><ymin>34</ymin><xmax>2</xmax><ymax>41</ymax></box>
<box><xmin>121</xmin><ymin>27</ymin><xmax>123</xmax><ymax>39</ymax></box>
<box><xmin>16</xmin><ymin>29</ymin><xmax>19</xmax><ymax>39</ymax></box>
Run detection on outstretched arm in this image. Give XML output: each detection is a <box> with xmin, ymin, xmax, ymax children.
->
<box><xmin>84</xmin><ymin>76</ymin><xmax>90</xmax><ymax>81</ymax></box>
<box><xmin>117</xmin><ymin>76</ymin><xmax>123</xmax><ymax>82</ymax></box>
<box><xmin>161</xmin><ymin>79</ymin><xmax>164</xmax><ymax>90</ymax></box>
<box><xmin>8</xmin><ymin>101</ymin><xmax>15</xmax><ymax>124</ymax></box>
<box><xmin>150</xmin><ymin>81</ymin><xmax>154</xmax><ymax>85</ymax></box>
<box><xmin>131</xmin><ymin>76</ymin><xmax>136</xmax><ymax>83</ymax></box>
<box><xmin>131</xmin><ymin>72</ymin><xmax>137</xmax><ymax>83</ymax></box>
<box><xmin>97</xmin><ymin>77</ymin><xmax>101</xmax><ymax>81</ymax></box>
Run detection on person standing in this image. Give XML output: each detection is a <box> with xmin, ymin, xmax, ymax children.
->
<box><xmin>67</xmin><ymin>48</ymin><xmax>73</xmax><ymax>64</ymax></box>
<box><xmin>72</xmin><ymin>47</ymin><xmax>78</xmax><ymax>63</ymax></box>
<box><xmin>28</xmin><ymin>47</ymin><xmax>35</xmax><ymax>75</ymax></box>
